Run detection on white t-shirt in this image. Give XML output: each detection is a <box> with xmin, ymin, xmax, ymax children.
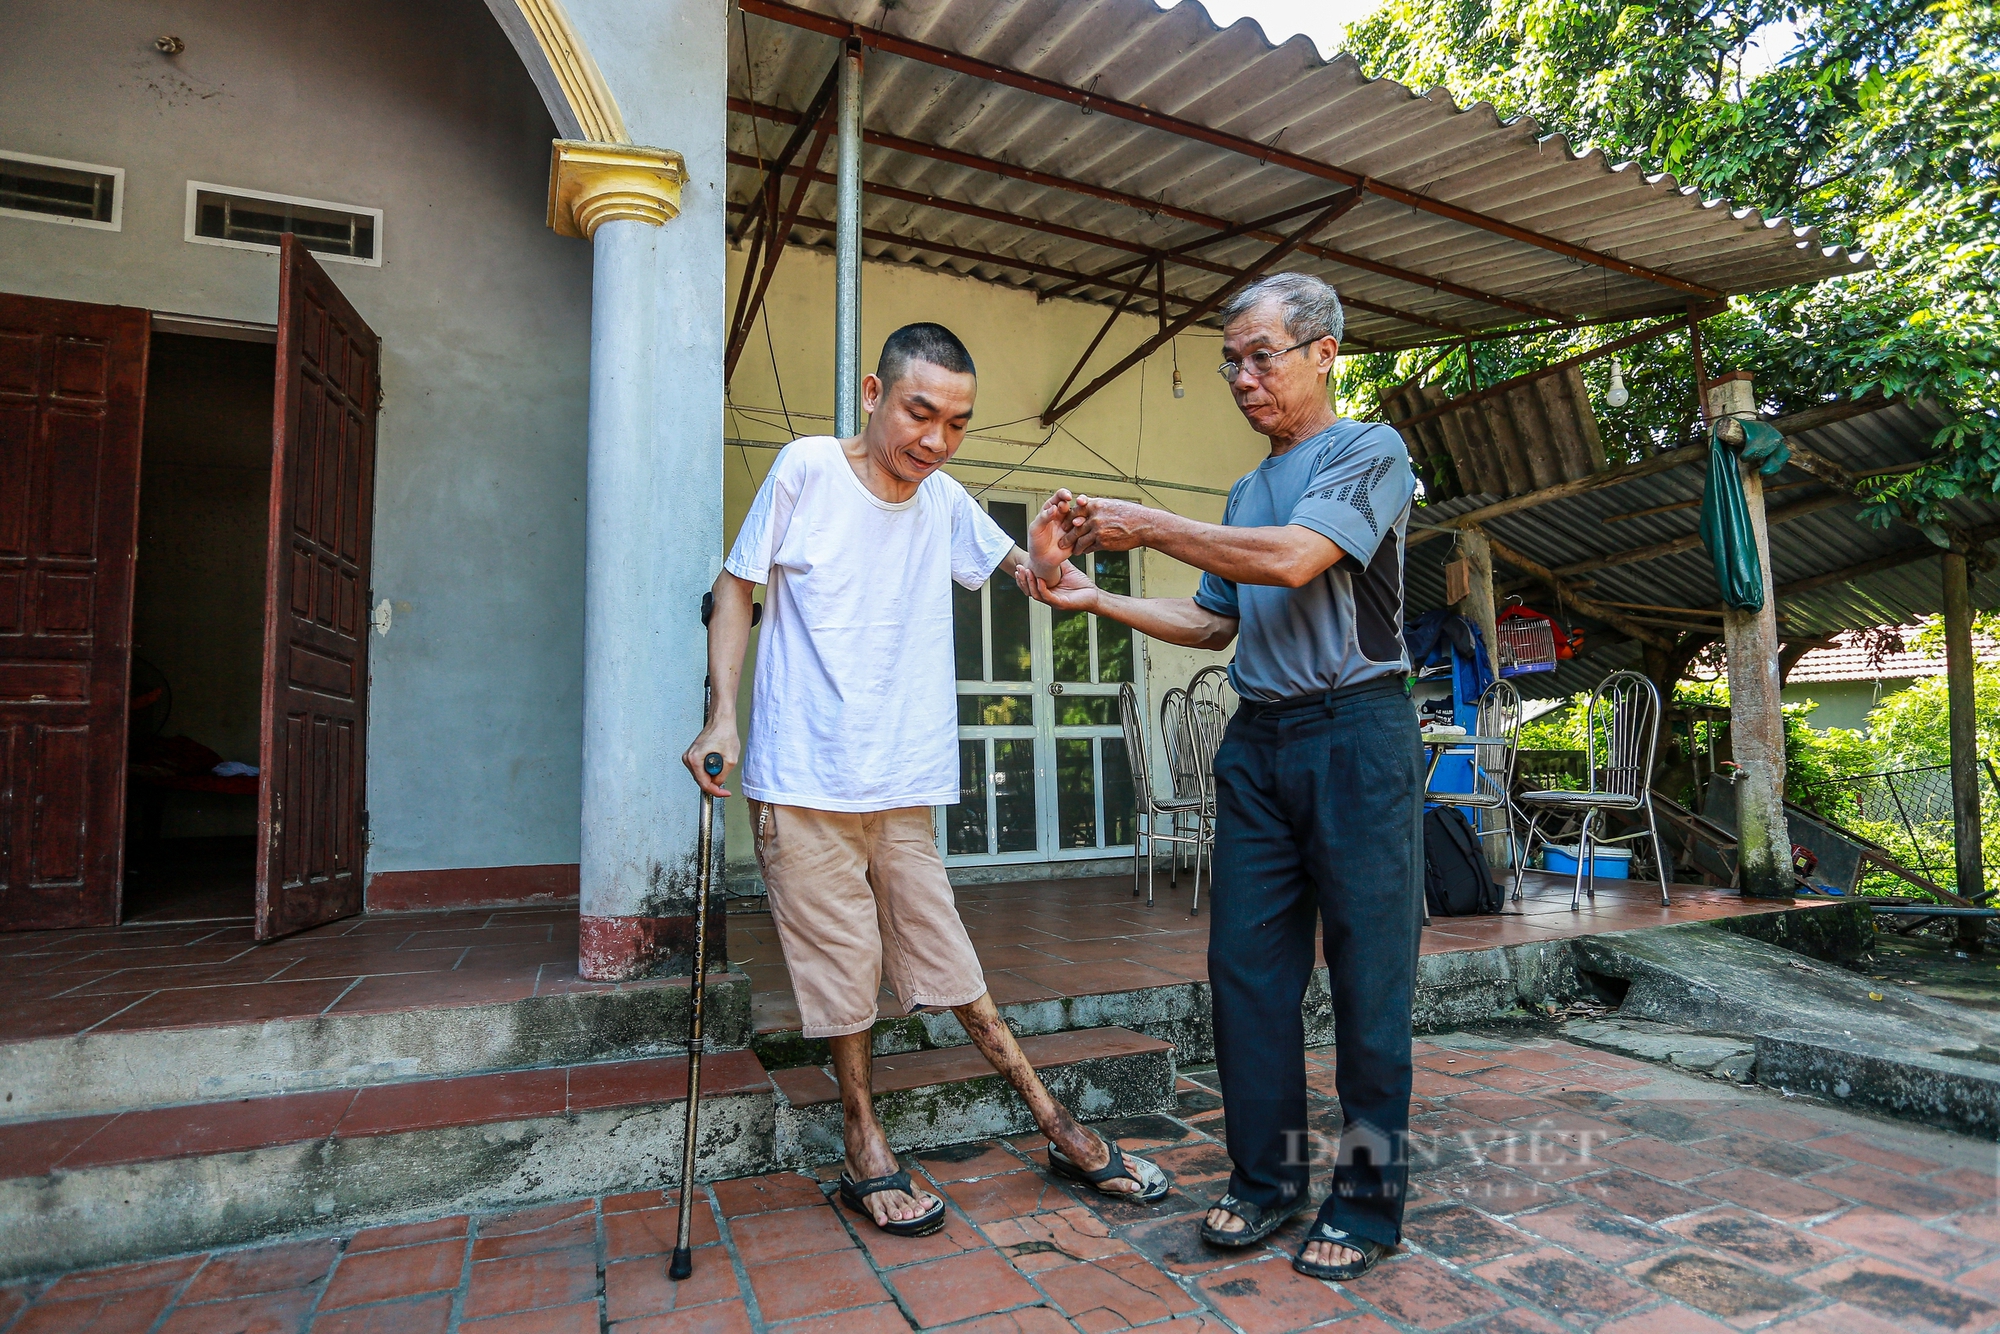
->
<box><xmin>725</xmin><ymin>436</ymin><xmax>1016</xmax><ymax>812</ymax></box>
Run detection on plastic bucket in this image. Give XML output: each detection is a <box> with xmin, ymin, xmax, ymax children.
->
<box><xmin>1541</xmin><ymin>844</ymin><xmax>1632</xmax><ymax>879</ymax></box>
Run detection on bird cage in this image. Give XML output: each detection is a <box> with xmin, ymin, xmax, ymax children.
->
<box><xmin>1496</xmin><ymin>617</ymin><xmax>1558</xmax><ymax>676</ymax></box>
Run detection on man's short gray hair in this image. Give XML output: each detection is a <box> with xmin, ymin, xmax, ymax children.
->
<box><xmin>1217</xmin><ymin>272</ymin><xmax>1344</xmax><ymax>345</ymax></box>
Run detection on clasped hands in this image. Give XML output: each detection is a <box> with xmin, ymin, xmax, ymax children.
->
<box><xmin>1018</xmin><ymin>490</ymin><xmax>1147</xmax><ymax>610</ymax></box>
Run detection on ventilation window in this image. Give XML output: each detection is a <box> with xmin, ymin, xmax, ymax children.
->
<box><xmin>0</xmin><ymin>151</ymin><xmax>123</xmax><ymax>230</ymax></box>
<box><xmin>185</xmin><ymin>182</ymin><xmax>382</xmax><ymax>266</ymax></box>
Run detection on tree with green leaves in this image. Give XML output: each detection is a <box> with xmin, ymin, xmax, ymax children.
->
<box><xmin>1335</xmin><ymin>0</ymin><xmax>1999</xmax><ymax>521</ymax></box>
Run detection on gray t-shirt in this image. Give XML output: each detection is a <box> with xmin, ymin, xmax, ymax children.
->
<box><xmin>1192</xmin><ymin>420</ymin><xmax>1416</xmax><ymax>702</ymax></box>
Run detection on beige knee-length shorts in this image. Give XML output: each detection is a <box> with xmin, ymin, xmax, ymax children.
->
<box><xmin>751</xmin><ymin>801</ymin><xmax>988</xmax><ymax>1038</ymax></box>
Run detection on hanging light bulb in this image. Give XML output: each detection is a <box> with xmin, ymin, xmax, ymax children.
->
<box><xmin>1172</xmin><ymin>340</ymin><xmax>1185</xmax><ymax>398</ymax></box>
<box><xmin>1605</xmin><ymin>357</ymin><xmax>1630</xmax><ymax>409</ymax></box>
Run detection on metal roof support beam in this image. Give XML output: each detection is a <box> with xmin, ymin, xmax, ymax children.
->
<box><xmin>726</xmin><ymin>113</ymin><xmax>836</xmax><ymax>382</ymax></box>
<box><xmin>724</xmin><ymin>151</ymin><xmax>1215</xmax><ymax>271</ymax></box>
<box><xmin>1478</xmin><ymin>532</ymin><xmax>1674</xmax><ymax>650</ymax></box>
<box><xmin>730</xmin><ymin>202</ymin><xmax>1198</xmax><ymax>309</ymax></box>
<box><xmin>729</xmin><ymin>95</ymin><xmax>1566</xmax><ymax>323</ymax></box>
<box><xmin>1047</xmin><ymin>283</ymin><xmax>1146</xmax><ymax>418</ymax></box>
<box><xmin>1037</xmin><ymin>253</ymin><xmax>1157</xmax><ymax>305</ymax></box>
<box><xmin>730</xmin><ymin>153</ymin><xmax>1465</xmax><ymax>336</ymax></box>
<box><xmin>737</xmin><ymin>0</ymin><xmax>1724</xmax><ymax>300</ymax></box>
<box><xmin>725</xmin><ymin>190</ymin><xmax>773</xmax><ymax>377</ymax></box>
<box><xmin>1040</xmin><ymin>192</ymin><xmax>1363</xmax><ymax>425</ymax></box>
<box><xmin>730</xmin><ymin>60</ymin><xmax>842</xmax><ymax>244</ymax></box>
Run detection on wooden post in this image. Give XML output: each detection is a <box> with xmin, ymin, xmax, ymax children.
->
<box><xmin>1710</xmin><ymin>373</ymin><xmax>1792</xmax><ymax>900</ymax></box>
<box><xmin>1943</xmin><ymin>549</ymin><xmax>1987</xmax><ymax>949</ymax></box>
<box><xmin>1457</xmin><ymin>526</ymin><xmax>1499</xmax><ymax>681</ymax></box>
<box><xmin>1456</xmin><ymin>526</ymin><xmax>1506</xmax><ymax>868</ymax></box>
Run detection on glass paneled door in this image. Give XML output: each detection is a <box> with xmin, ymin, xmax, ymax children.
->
<box><xmin>941</xmin><ymin>493</ymin><xmax>1140</xmax><ymax>865</ymax></box>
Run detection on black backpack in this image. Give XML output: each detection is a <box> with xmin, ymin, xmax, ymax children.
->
<box><xmin>1424</xmin><ymin>806</ymin><xmax>1504</xmax><ymax>916</ymax></box>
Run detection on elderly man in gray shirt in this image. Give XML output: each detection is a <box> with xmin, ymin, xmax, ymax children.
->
<box><xmin>1023</xmin><ymin>272</ymin><xmax>1422</xmax><ymax>1281</ymax></box>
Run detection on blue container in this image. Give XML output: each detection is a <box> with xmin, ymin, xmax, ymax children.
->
<box><xmin>1541</xmin><ymin>844</ymin><xmax>1631</xmax><ymax>879</ymax></box>
<box><xmin>1427</xmin><ymin>749</ymin><xmax>1477</xmax><ymax>796</ymax></box>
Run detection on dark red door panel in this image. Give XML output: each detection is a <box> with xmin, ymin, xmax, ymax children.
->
<box><xmin>0</xmin><ymin>295</ymin><xmax>149</xmax><ymax>929</ymax></box>
<box><xmin>257</xmin><ymin>238</ymin><xmax>377</xmax><ymax>940</ymax></box>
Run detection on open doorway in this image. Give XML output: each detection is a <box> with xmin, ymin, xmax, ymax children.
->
<box><xmin>123</xmin><ymin>331</ymin><xmax>275</xmax><ymax>923</ymax></box>
<box><xmin>3</xmin><ymin>243</ymin><xmax>377</xmax><ymax>935</ymax></box>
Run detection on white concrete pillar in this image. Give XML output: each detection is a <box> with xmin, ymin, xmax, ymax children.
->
<box><xmin>549</xmin><ymin>132</ymin><xmax>725</xmax><ymax>980</ymax></box>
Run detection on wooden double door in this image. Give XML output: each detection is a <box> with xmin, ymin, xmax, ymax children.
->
<box><xmin>0</xmin><ymin>238</ymin><xmax>379</xmax><ymax>938</ymax></box>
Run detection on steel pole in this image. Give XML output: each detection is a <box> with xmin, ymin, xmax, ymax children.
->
<box><xmin>834</xmin><ymin>40</ymin><xmax>864</xmax><ymax>436</ymax></box>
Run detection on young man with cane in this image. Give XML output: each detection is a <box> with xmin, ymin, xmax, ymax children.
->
<box><xmin>684</xmin><ymin>323</ymin><xmax>1165</xmax><ymax>1235</ymax></box>
<box><xmin>1027</xmin><ymin>274</ymin><xmax>1422</xmax><ymax>1281</ymax></box>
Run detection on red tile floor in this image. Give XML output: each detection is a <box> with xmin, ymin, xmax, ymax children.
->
<box><xmin>9</xmin><ymin>1027</ymin><xmax>1999</xmax><ymax>1332</ymax></box>
<box><xmin>0</xmin><ymin>908</ymin><xmax>657</xmax><ymax>1044</ymax></box>
<box><xmin>734</xmin><ymin>870</ymin><xmax>1814</xmax><ymax>1036</ymax></box>
<box><xmin>2</xmin><ymin>870</ymin><xmax>1803</xmax><ymax>1044</ymax></box>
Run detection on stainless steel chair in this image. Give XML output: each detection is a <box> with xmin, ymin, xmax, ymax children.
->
<box><xmin>1182</xmin><ymin>667</ymin><xmax>1235</xmax><ymax>915</ymax></box>
<box><xmin>1120</xmin><ymin>683</ymin><xmax>1206</xmax><ymax>909</ymax></box>
<box><xmin>1514</xmin><ymin>670</ymin><xmax>1671</xmax><ymax>909</ymax></box>
<box><xmin>1428</xmin><ymin>678</ymin><xmax>1523</xmax><ymax>869</ymax></box>
<box><xmin>1159</xmin><ymin>687</ymin><xmax>1199</xmax><ymax>885</ymax></box>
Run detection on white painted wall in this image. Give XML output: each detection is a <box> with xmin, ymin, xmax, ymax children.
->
<box><xmin>0</xmin><ymin>0</ymin><xmax>594</xmax><ymax>877</ymax></box>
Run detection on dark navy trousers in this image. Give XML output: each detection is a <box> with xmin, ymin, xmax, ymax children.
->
<box><xmin>1207</xmin><ymin>675</ymin><xmax>1424</xmax><ymax>1246</ymax></box>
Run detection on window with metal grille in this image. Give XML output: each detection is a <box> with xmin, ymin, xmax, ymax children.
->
<box><xmin>0</xmin><ymin>151</ymin><xmax>122</xmax><ymax>230</ymax></box>
<box><xmin>186</xmin><ymin>183</ymin><xmax>381</xmax><ymax>265</ymax></box>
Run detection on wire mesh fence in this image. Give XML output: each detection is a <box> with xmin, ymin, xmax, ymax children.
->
<box><xmin>1798</xmin><ymin>763</ymin><xmax>2000</xmax><ymax>898</ymax></box>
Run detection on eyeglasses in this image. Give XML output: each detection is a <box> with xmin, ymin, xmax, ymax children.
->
<box><xmin>1217</xmin><ymin>338</ymin><xmax>1318</xmax><ymax>381</ymax></box>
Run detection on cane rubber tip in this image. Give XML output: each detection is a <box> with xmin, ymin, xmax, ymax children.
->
<box><xmin>668</xmin><ymin>1248</ymin><xmax>693</xmax><ymax>1281</ymax></box>
<box><xmin>704</xmin><ymin>753</ymin><xmax>724</xmax><ymax>777</ymax></box>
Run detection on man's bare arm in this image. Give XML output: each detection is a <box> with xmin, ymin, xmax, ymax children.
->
<box><xmin>1066</xmin><ymin>496</ymin><xmax>1343</xmax><ymax>589</ymax></box>
<box><xmin>682</xmin><ymin>570</ymin><xmax>755</xmax><ymax>797</ymax></box>
<box><xmin>1016</xmin><ymin>562</ymin><xmax>1238</xmax><ymax>651</ymax></box>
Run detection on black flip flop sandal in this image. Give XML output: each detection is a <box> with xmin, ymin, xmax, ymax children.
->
<box><xmin>1293</xmin><ymin>1221</ymin><xmax>1393</xmax><ymax>1280</ymax></box>
<box><xmin>1047</xmin><ymin>1138</ymin><xmax>1169</xmax><ymax>1202</ymax></box>
<box><xmin>1197</xmin><ymin>1192</ymin><xmax>1309</xmax><ymax>1248</ymax></box>
<box><xmin>837</xmin><ymin>1169</ymin><xmax>947</xmax><ymax>1238</ymax></box>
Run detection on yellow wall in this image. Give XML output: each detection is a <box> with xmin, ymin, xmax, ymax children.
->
<box><xmin>718</xmin><ymin>243</ymin><xmax>1290</xmax><ymax>866</ymax></box>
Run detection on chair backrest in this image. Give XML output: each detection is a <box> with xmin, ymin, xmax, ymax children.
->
<box><xmin>1186</xmin><ymin>666</ymin><xmax>1233</xmax><ymax>778</ymax></box>
<box><xmin>1586</xmin><ymin>670</ymin><xmax>1662</xmax><ymax>800</ymax></box>
<box><xmin>1473</xmin><ymin>678</ymin><xmax>1522</xmax><ymax>801</ymax></box>
<box><xmin>1160</xmin><ymin>688</ymin><xmax>1199</xmax><ymax>800</ymax></box>
<box><xmin>1118</xmin><ymin>682</ymin><xmax>1154</xmax><ymax>803</ymax></box>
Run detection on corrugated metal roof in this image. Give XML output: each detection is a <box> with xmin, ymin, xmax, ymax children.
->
<box><xmin>727</xmin><ymin>0</ymin><xmax>1866</xmax><ymax>351</ymax></box>
<box><xmin>1406</xmin><ymin>400</ymin><xmax>2000</xmax><ymax>693</ymax></box>
<box><xmin>1382</xmin><ymin>363</ymin><xmax>1606</xmax><ymax>499</ymax></box>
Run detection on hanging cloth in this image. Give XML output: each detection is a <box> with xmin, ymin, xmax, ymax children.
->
<box><xmin>1402</xmin><ymin>609</ymin><xmax>1494</xmax><ymax>697</ymax></box>
<box><xmin>1699</xmin><ymin>418</ymin><xmax>1790</xmax><ymax>612</ymax></box>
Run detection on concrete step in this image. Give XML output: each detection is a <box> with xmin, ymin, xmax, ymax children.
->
<box><xmin>0</xmin><ymin>1049</ymin><xmax>776</xmax><ymax>1281</ymax></box>
<box><xmin>0</xmin><ymin>971</ymin><xmax>752</xmax><ymax>1121</ymax></box>
<box><xmin>769</xmin><ymin>1026</ymin><xmax>1175</xmax><ymax>1166</ymax></box>
<box><xmin>1757</xmin><ymin>1028</ymin><xmax>2000</xmax><ymax>1141</ymax></box>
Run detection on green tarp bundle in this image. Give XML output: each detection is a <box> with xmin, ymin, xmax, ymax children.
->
<box><xmin>1699</xmin><ymin>418</ymin><xmax>1790</xmax><ymax>611</ymax></box>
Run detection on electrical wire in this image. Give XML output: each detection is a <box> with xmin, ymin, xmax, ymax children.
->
<box><xmin>763</xmin><ymin>310</ymin><xmax>797</xmax><ymax>439</ymax></box>
<box><xmin>969</xmin><ymin>426</ymin><xmax>1059</xmax><ymax>498</ymax></box>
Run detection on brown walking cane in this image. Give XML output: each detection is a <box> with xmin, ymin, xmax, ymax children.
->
<box><xmin>668</xmin><ymin>745</ymin><xmax>720</xmax><ymax>1281</ymax></box>
<box><xmin>670</xmin><ymin>589</ymin><xmax>731</xmax><ymax>1281</ymax></box>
